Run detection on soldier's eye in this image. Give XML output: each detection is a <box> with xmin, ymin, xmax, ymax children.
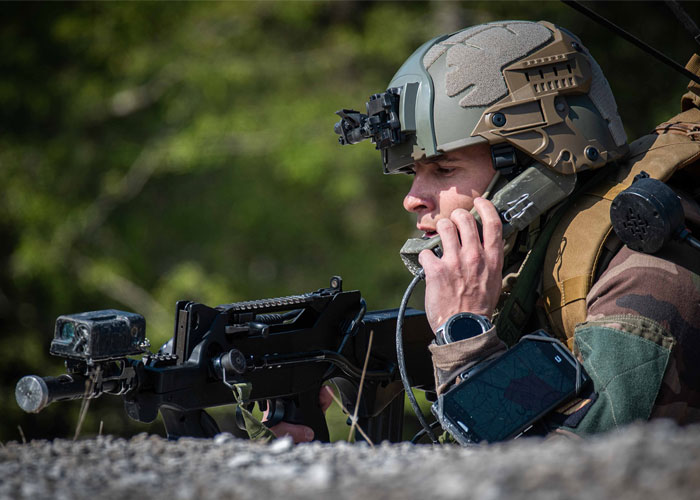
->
<box><xmin>436</xmin><ymin>167</ymin><xmax>455</xmax><ymax>175</ymax></box>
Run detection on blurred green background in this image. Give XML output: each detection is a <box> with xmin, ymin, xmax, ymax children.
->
<box><xmin>2</xmin><ymin>0</ymin><xmax>699</xmax><ymax>443</ymax></box>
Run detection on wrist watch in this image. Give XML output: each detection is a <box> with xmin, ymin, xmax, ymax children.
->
<box><xmin>435</xmin><ymin>312</ymin><xmax>493</xmax><ymax>346</ymax></box>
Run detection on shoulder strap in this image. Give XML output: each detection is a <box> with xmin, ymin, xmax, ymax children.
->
<box><xmin>495</xmin><ymin>169</ymin><xmax>607</xmax><ymax>347</ymax></box>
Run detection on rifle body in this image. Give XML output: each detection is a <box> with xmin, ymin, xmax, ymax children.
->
<box><xmin>16</xmin><ymin>277</ymin><xmax>435</xmax><ymax>442</ymax></box>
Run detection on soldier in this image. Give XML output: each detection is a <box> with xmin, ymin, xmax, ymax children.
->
<box><xmin>276</xmin><ymin>20</ymin><xmax>700</xmax><ymax>442</ymax></box>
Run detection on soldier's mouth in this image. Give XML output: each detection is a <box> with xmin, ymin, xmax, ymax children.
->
<box><xmin>417</xmin><ymin>224</ymin><xmax>437</xmax><ymax>238</ymax></box>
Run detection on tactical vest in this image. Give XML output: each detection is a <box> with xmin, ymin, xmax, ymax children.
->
<box><xmin>542</xmin><ymin>80</ymin><xmax>700</xmax><ymax>350</ymax></box>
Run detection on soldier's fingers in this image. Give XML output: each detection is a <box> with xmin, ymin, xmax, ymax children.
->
<box><xmin>418</xmin><ymin>247</ymin><xmax>441</xmax><ymax>270</ymax></box>
<box><xmin>269</xmin><ymin>422</ymin><xmax>314</xmax><ymax>443</ymax></box>
<box><xmin>450</xmin><ymin>208</ymin><xmax>481</xmax><ymax>256</ymax></box>
<box><xmin>436</xmin><ymin>217</ymin><xmax>460</xmax><ymax>256</ymax></box>
<box><xmin>473</xmin><ymin>197</ymin><xmax>503</xmax><ymax>265</ymax></box>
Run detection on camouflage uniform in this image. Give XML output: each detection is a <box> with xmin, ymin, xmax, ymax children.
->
<box><xmin>579</xmin><ymin>237</ymin><xmax>700</xmax><ymax>429</ymax></box>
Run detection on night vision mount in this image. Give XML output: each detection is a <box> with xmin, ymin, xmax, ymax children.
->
<box><xmin>334</xmin><ymin>88</ymin><xmax>407</xmax><ymax>150</ymax></box>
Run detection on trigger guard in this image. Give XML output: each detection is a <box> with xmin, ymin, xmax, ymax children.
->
<box><xmin>262</xmin><ymin>399</ymin><xmax>287</xmax><ymax>427</ymax></box>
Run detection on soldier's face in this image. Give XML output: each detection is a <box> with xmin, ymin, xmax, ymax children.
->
<box><xmin>403</xmin><ymin>143</ymin><xmax>496</xmax><ymax>237</ymax></box>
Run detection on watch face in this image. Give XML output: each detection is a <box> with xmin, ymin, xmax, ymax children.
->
<box><xmin>446</xmin><ymin>314</ymin><xmax>489</xmax><ymax>343</ymax></box>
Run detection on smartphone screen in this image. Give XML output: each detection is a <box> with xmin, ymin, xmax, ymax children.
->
<box><xmin>434</xmin><ymin>334</ymin><xmax>584</xmax><ymax>444</ymax></box>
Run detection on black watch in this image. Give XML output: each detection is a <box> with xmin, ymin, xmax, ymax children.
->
<box><xmin>435</xmin><ymin>312</ymin><xmax>493</xmax><ymax>346</ymax></box>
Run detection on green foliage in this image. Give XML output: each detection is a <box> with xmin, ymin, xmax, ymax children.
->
<box><xmin>2</xmin><ymin>1</ymin><xmax>699</xmax><ymax>442</ymax></box>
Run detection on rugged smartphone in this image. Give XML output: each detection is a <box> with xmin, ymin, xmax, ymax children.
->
<box><xmin>431</xmin><ymin>331</ymin><xmax>587</xmax><ymax>445</ymax></box>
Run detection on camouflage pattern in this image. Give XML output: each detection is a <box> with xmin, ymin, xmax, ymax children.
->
<box><xmin>582</xmin><ymin>243</ymin><xmax>700</xmax><ymax>425</ymax></box>
<box><xmin>428</xmin><ymin>327</ymin><xmax>506</xmax><ymax>396</ymax></box>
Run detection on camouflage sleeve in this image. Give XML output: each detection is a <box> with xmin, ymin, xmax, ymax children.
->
<box><xmin>560</xmin><ymin>244</ymin><xmax>700</xmax><ymax>435</ymax></box>
<box><xmin>428</xmin><ymin>327</ymin><xmax>506</xmax><ymax>395</ymax></box>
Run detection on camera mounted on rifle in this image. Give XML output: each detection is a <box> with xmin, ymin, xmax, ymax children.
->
<box><xmin>50</xmin><ymin>310</ymin><xmax>149</xmax><ymax>364</ymax></box>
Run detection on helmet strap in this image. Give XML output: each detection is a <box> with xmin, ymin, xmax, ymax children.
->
<box><xmin>490</xmin><ymin>144</ymin><xmax>533</xmax><ymax>180</ymax></box>
<box><xmin>491</xmin><ymin>144</ymin><xmax>519</xmax><ymax>176</ymax></box>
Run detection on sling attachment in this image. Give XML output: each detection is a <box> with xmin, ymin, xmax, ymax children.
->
<box><xmin>223</xmin><ymin>375</ymin><xmax>276</xmax><ymax>442</ymax></box>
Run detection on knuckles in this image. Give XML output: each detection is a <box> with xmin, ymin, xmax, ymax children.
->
<box><xmin>450</xmin><ymin>208</ymin><xmax>474</xmax><ymax>225</ymax></box>
<box><xmin>436</xmin><ymin>217</ymin><xmax>457</xmax><ymax>234</ymax></box>
<box><xmin>474</xmin><ymin>198</ymin><xmax>501</xmax><ymax>221</ymax></box>
<box><xmin>462</xmin><ymin>252</ymin><xmax>483</xmax><ymax>268</ymax></box>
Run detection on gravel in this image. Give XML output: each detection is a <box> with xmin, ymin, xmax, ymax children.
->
<box><xmin>1</xmin><ymin>420</ymin><xmax>699</xmax><ymax>500</ymax></box>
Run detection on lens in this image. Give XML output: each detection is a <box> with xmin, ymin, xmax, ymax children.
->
<box><xmin>61</xmin><ymin>322</ymin><xmax>75</xmax><ymax>341</ymax></box>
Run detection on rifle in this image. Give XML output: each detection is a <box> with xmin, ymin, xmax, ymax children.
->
<box><xmin>15</xmin><ymin>276</ymin><xmax>435</xmax><ymax>442</ymax></box>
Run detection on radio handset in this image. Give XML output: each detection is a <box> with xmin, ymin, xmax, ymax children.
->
<box><xmin>399</xmin><ymin>163</ymin><xmax>578</xmax><ymax>276</ymax></box>
<box><xmin>399</xmin><ymin>210</ymin><xmax>515</xmax><ymax>277</ymax></box>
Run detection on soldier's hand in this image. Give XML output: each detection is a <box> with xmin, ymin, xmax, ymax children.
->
<box><xmin>418</xmin><ymin>198</ymin><xmax>504</xmax><ymax>332</ymax></box>
<box><xmin>263</xmin><ymin>385</ymin><xmax>334</xmax><ymax>443</ymax></box>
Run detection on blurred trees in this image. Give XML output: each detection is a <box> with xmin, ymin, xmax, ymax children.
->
<box><xmin>2</xmin><ymin>1</ymin><xmax>699</xmax><ymax>442</ymax></box>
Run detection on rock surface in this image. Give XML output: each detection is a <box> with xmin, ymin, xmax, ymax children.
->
<box><xmin>1</xmin><ymin>420</ymin><xmax>699</xmax><ymax>500</ymax></box>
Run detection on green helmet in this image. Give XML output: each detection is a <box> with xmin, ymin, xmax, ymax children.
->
<box><xmin>335</xmin><ymin>20</ymin><xmax>628</xmax><ymax>176</ymax></box>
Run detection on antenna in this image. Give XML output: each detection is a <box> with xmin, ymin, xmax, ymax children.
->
<box><xmin>561</xmin><ymin>0</ymin><xmax>700</xmax><ymax>86</ymax></box>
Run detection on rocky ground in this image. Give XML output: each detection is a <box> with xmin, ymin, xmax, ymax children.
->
<box><xmin>1</xmin><ymin>420</ymin><xmax>699</xmax><ymax>500</ymax></box>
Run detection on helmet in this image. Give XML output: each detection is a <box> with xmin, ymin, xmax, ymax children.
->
<box><xmin>335</xmin><ymin>21</ymin><xmax>628</xmax><ymax>176</ymax></box>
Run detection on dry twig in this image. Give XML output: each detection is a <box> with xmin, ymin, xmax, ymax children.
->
<box><xmin>348</xmin><ymin>329</ymin><xmax>374</xmax><ymax>442</ymax></box>
<box><xmin>327</xmin><ymin>390</ymin><xmax>374</xmax><ymax>447</ymax></box>
<box><xmin>17</xmin><ymin>426</ymin><xmax>26</xmax><ymax>444</ymax></box>
<box><xmin>74</xmin><ymin>366</ymin><xmax>101</xmax><ymax>440</ymax></box>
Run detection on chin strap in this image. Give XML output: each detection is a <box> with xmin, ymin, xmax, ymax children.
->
<box><xmin>491</xmin><ymin>144</ymin><xmax>520</xmax><ymax>177</ymax></box>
